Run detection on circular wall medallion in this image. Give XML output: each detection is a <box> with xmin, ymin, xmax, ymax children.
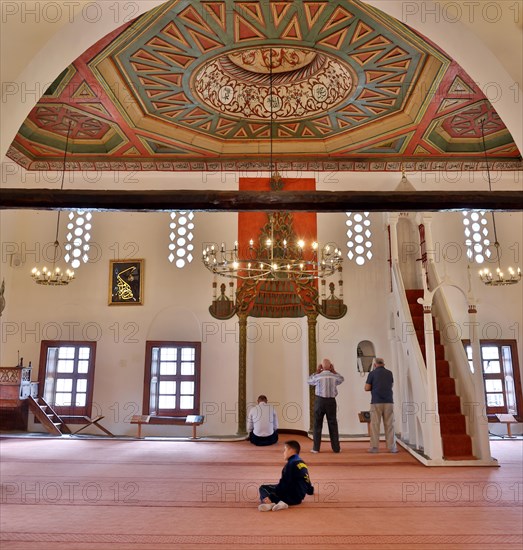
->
<box><xmin>192</xmin><ymin>47</ymin><xmax>356</xmax><ymax>121</ymax></box>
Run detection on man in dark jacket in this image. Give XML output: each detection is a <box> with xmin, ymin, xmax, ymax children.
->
<box><xmin>258</xmin><ymin>440</ymin><xmax>314</xmax><ymax>511</ymax></box>
<box><xmin>365</xmin><ymin>357</ymin><xmax>398</xmax><ymax>453</ymax></box>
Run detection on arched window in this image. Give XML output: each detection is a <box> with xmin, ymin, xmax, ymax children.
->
<box><xmin>357</xmin><ymin>340</ymin><xmax>375</xmax><ymax>375</ymax></box>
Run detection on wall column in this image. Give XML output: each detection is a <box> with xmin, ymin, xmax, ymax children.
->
<box><xmin>388</xmin><ymin>214</ymin><xmax>400</xmax><ymax>262</ymax></box>
<box><xmin>237</xmin><ymin>313</ymin><xmax>247</xmax><ymax>435</ymax></box>
<box><xmin>307</xmin><ymin>314</ymin><xmax>318</xmax><ymax>432</ymax></box>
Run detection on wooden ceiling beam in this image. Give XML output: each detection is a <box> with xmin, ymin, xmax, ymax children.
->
<box><xmin>0</xmin><ymin>188</ymin><xmax>522</xmax><ymax>212</ymax></box>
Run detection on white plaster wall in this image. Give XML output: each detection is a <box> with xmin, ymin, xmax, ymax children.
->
<box><xmin>0</xmin><ymin>209</ymin><xmax>237</xmax><ymax>436</ymax></box>
<box><xmin>428</xmin><ymin>211</ymin><xmax>523</xmax><ymax>375</ymax></box>
<box><xmin>246</xmin><ymin>317</ymin><xmax>309</xmax><ymax>432</ymax></box>
<box><xmin>1</xmin><ymin>170</ymin><xmax>521</xmax><ymax>438</ymax></box>
<box><xmin>0</xmin><ymin>0</ymin><xmax>521</xmax><ymax>437</ymax></box>
<box><xmin>0</xmin><ymin>202</ymin><xmax>396</xmax><ymax>437</ymax></box>
<box><xmin>1</xmin><ymin>193</ymin><xmax>522</xmax><ymax>438</ymax></box>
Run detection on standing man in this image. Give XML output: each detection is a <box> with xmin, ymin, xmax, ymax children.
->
<box><xmin>247</xmin><ymin>395</ymin><xmax>279</xmax><ymax>446</ymax></box>
<box><xmin>307</xmin><ymin>358</ymin><xmax>344</xmax><ymax>453</ymax></box>
<box><xmin>365</xmin><ymin>357</ymin><xmax>398</xmax><ymax>453</ymax></box>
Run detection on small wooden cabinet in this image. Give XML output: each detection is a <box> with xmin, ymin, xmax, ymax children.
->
<box><xmin>0</xmin><ymin>365</ymin><xmax>38</xmax><ymax>431</ymax></box>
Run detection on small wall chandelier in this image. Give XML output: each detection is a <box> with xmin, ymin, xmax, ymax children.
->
<box><xmin>479</xmin><ymin>253</ymin><xmax>521</xmax><ymax>286</ymax></box>
<box><xmin>31</xmin><ymin>122</ymin><xmax>75</xmax><ymax>286</ymax></box>
<box><xmin>477</xmin><ymin>119</ymin><xmax>521</xmax><ymax>287</ymax></box>
<box><xmin>31</xmin><ymin>238</ymin><xmax>75</xmax><ymax>286</ymax></box>
<box><xmin>202</xmin><ymin>212</ymin><xmax>342</xmax><ymax>282</ymax></box>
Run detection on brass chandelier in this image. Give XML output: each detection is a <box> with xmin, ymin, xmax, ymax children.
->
<box><xmin>201</xmin><ymin>46</ymin><xmax>343</xmax><ymax>283</ymax></box>
<box><xmin>31</xmin><ymin>122</ymin><xmax>75</xmax><ymax>286</ymax></box>
<box><xmin>478</xmin><ymin>243</ymin><xmax>521</xmax><ymax>286</ymax></box>
<box><xmin>202</xmin><ymin>213</ymin><xmax>343</xmax><ymax>281</ymax></box>
<box><xmin>477</xmin><ymin>120</ymin><xmax>521</xmax><ymax>287</ymax></box>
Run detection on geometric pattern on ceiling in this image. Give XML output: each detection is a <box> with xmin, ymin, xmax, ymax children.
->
<box><xmin>7</xmin><ymin>0</ymin><xmax>522</xmax><ymax>171</ymax></box>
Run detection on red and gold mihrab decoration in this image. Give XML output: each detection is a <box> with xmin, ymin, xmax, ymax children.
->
<box><xmin>192</xmin><ymin>47</ymin><xmax>355</xmax><ymax>120</ymax></box>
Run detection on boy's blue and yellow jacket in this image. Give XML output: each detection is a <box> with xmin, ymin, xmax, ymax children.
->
<box><xmin>275</xmin><ymin>454</ymin><xmax>314</xmax><ymax>505</ymax></box>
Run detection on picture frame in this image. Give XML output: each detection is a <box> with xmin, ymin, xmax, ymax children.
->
<box><xmin>108</xmin><ymin>259</ymin><xmax>144</xmax><ymax>305</ymax></box>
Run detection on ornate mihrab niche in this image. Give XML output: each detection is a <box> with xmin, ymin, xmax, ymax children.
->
<box><xmin>192</xmin><ymin>47</ymin><xmax>355</xmax><ymax>120</ymax></box>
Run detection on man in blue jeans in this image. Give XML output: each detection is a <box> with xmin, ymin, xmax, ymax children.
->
<box><xmin>365</xmin><ymin>357</ymin><xmax>398</xmax><ymax>453</ymax></box>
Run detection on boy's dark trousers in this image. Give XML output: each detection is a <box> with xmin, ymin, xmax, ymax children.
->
<box><xmin>259</xmin><ymin>484</ymin><xmax>281</xmax><ymax>504</ymax></box>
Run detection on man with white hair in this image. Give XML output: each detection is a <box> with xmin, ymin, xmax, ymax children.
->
<box><xmin>307</xmin><ymin>358</ymin><xmax>344</xmax><ymax>453</ymax></box>
<box><xmin>365</xmin><ymin>357</ymin><xmax>398</xmax><ymax>453</ymax></box>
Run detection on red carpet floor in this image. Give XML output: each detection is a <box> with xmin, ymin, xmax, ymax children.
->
<box><xmin>1</xmin><ymin>436</ymin><xmax>522</xmax><ymax>549</ymax></box>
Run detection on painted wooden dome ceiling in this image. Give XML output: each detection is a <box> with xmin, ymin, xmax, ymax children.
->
<box><xmin>7</xmin><ymin>0</ymin><xmax>522</xmax><ymax>172</ymax></box>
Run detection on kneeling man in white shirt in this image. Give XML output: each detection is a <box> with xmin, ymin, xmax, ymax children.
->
<box><xmin>248</xmin><ymin>395</ymin><xmax>279</xmax><ymax>446</ymax></box>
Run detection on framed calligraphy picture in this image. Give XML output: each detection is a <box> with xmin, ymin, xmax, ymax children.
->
<box><xmin>108</xmin><ymin>259</ymin><xmax>144</xmax><ymax>306</ymax></box>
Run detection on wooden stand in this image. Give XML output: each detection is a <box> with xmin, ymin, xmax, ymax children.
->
<box><xmin>130</xmin><ymin>415</ymin><xmax>205</xmax><ymax>439</ymax></box>
<box><xmin>131</xmin><ymin>415</ymin><xmax>151</xmax><ymax>438</ymax></box>
<box><xmin>70</xmin><ymin>415</ymin><xmax>114</xmax><ymax>437</ymax></box>
<box><xmin>131</xmin><ymin>414</ymin><xmax>205</xmax><ymax>439</ymax></box>
<box><xmin>185</xmin><ymin>415</ymin><xmax>204</xmax><ymax>439</ymax></box>
<box><xmin>495</xmin><ymin>414</ymin><xmax>518</xmax><ymax>438</ymax></box>
<box><xmin>358</xmin><ymin>411</ymin><xmax>371</xmax><ymax>437</ymax></box>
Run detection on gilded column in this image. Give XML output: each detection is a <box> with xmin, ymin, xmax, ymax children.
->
<box><xmin>237</xmin><ymin>313</ymin><xmax>247</xmax><ymax>435</ymax></box>
<box><xmin>307</xmin><ymin>313</ymin><xmax>318</xmax><ymax>432</ymax></box>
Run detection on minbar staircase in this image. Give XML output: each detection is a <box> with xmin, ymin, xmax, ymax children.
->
<box><xmin>28</xmin><ymin>396</ymin><xmax>71</xmax><ymax>436</ymax></box>
<box><xmin>406</xmin><ymin>289</ymin><xmax>475</xmax><ymax>460</ymax></box>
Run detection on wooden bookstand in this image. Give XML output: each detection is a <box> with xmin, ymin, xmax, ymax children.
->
<box><xmin>131</xmin><ymin>415</ymin><xmax>151</xmax><ymax>438</ymax></box>
<box><xmin>495</xmin><ymin>414</ymin><xmax>518</xmax><ymax>438</ymax></box>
